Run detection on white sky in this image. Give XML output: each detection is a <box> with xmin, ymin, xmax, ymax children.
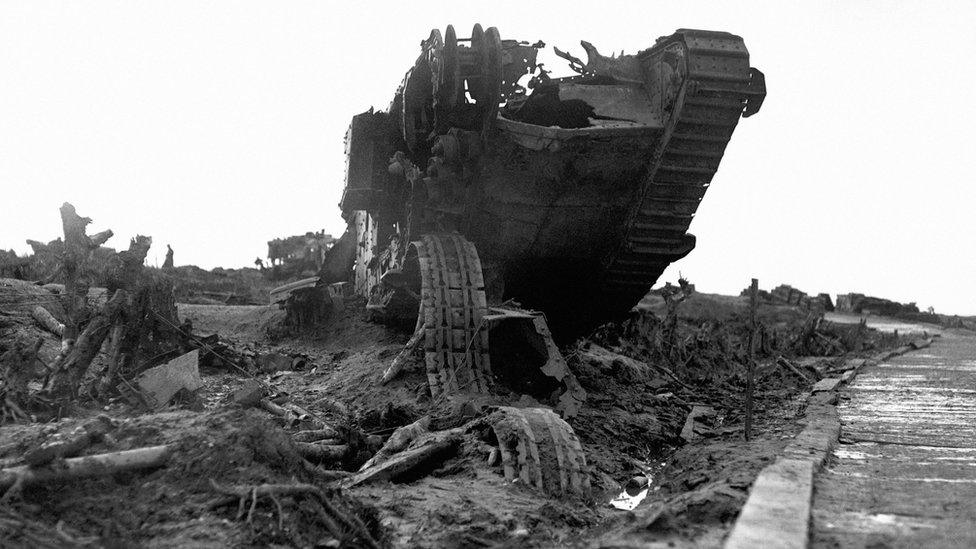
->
<box><xmin>1</xmin><ymin>1</ymin><xmax>974</xmax><ymax>314</ymax></box>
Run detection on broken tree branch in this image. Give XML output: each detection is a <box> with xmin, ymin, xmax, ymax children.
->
<box><xmin>0</xmin><ymin>337</ymin><xmax>44</xmax><ymax>422</ymax></box>
<box><xmin>776</xmin><ymin>356</ymin><xmax>812</xmax><ymax>383</ymax></box>
<box><xmin>46</xmin><ymin>289</ymin><xmax>127</xmax><ymax>398</ymax></box>
<box><xmin>359</xmin><ymin>415</ymin><xmax>429</xmax><ymax>471</ymax></box>
<box><xmin>23</xmin><ymin>416</ymin><xmax>114</xmax><ymax>466</ymax></box>
<box><xmin>646</xmin><ymin>362</ymin><xmax>696</xmax><ymax>393</ymax></box>
<box><xmin>209</xmin><ymin>480</ymin><xmax>379</xmax><ymax>549</ymax></box>
<box><xmin>295</xmin><ymin>442</ymin><xmax>348</xmax><ymax>462</ymax></box>
<box><xmin>31</xmin><ymin>306</ymin><xmax>64</xmax><ymax>337</ymax></box>
<box><xmin>343</xmin><ymin>431</ymin><xmax>461</xmax><ymax>488</ymax></box>
<box><xmin>292</xmin><ymin>427</ymin><xmax>341</xmax><ymax>443</ymax></box>
<box><xmin>381</xmin><ymin>323</ymin><xmax>424</xmax><ymax>384</ymax></box>
<box><xmin>0</xmin><ymin>444</ymin><xmax>171</xmax><ymax>493</ymax></box>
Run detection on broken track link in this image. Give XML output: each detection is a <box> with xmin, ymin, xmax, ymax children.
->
<box><xmin>407</xmin><ymin>233</ymin><xmax>492</xmax><ymax>397</ymax></box>
<box><xmin>490</xmin><ymin>406</ymin><xmax>591</xmax><ymax>498</ymax></box>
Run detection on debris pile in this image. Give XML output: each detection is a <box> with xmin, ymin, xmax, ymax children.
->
<box><xmin>835</xmin><ymin>292</ymin><xmax>919</xmax><ymax>315</ymax></box>
<box><xmin>265</xmin><ymin>231</ymin><xmax>335</xmax><ymax>280</ymax></box>
<box><xmin>740</xmin><ymin>283</ymin><xmax>833</xmax><ymax>312</ymax></box>
<box><xmin>1</xmin><ymin>248</ymin><xmax>916</xmax><ymax>548</ymax></box>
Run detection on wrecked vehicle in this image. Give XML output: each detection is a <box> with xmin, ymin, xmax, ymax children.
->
<box><xmin>266</xmin><ymin>231</ymin><xmax>336</xmax><ymax>279</ymax></box>
<box><xmin>334</xmin><ymin>25</ymin><xmax>764</xmax><ymax>402</ymax></box>
<box><xmin>341</xmin><ymin>24</ymin><xmax>764</xmax><ymax>331</ymax></box>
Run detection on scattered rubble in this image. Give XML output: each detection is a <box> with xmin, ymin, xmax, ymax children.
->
<box><xmin>741</xmin><ymin>283</ymin><xmax>833</xmax><ymax>312</ymax></box>
<box><xmin>265</xmin><ymin>231</ymin><xmax>335</xmax><ymax>281</ymax></box>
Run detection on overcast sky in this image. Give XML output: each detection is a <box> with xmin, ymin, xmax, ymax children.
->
<box><xmin>2</xmin><ymin>1</ymin><xmax>974</xmax><ymax>314</ymax></box>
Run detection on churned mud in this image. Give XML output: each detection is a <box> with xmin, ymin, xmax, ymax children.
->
<box><xmin>0</xmin><ymin>282</ymin><xmax>907</xmax><ymax>548</ymax></box>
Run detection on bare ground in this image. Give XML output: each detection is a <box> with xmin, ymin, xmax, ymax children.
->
<box><xmin>0</xmin><ymin>287</ymin><xmax>891</xmax><ymax>548</ymax></box>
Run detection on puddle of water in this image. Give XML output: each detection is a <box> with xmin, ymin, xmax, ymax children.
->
<box><xmin>871</xmin><ymin>513</ymin><xmax>900</xmax><ymax>525</ymax></box>
<box><xmin>824</xmin><ymin>511</ymin><xmax>939</xmax><ymax>532</ymax></box>
<box><xmin>834</xmin><ymin>448</ymin><xmax>874</xmax><ymax>460</ymax></box>
<box><xmin>607</xmin><ymin>456</ymin><xmax>671</xmax><ymax>511</ymax></box>
<box><xmin>609</xmin><ymin>488</ymin><xmax>649</xmax><ymax>510</ymax></box>
<box><xmin>829</xmin><ymin>470</ymin><xmax>976</xmax><ymax>484</ymax></box>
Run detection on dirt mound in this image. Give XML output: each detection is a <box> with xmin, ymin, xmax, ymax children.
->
<box><xmin>1</xmin><ymin>407</ymin><xmax>381</xmax><ymax>548</ymax></box>
<box><xmin>1</xmin><ymin>278</ymin><xmax>911</xmax><ymax>548</ymax></box>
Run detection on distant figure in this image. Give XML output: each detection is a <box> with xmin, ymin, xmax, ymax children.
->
<box><xmin>162</xmin><ymin>245</ymin><xmax>174</xmax><ymax>269</ymax></box>
<box><xmin>255</xmin><ymin>257</ymin><xmax>265</xmax><ymax>271</ymax></box>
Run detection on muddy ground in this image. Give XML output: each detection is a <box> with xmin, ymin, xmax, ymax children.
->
<box><xmin>0</xmin><ymin>282</ymin><xmax>905</xmax><ymax>548</ymax></box>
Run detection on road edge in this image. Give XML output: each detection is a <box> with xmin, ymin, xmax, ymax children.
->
<box><xmin>723</xmin><ymin>337</ymin><xmax>934</xmax><ymax>549</ymax></box>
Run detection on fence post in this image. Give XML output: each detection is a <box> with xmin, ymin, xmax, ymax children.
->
<box><xmin>746</xmin><ymin>278</ymin><xmax>758</xmax><ymax>441</ymax></box>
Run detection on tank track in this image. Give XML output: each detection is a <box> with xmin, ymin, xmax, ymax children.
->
<box><xmin>410</xmin><ymin>234</ymin><xmax>492</xmax><ymax>396</ymax></box>
<box><xmin>491</xmin><ymin>406</ymin><xmax>591</xmax><ymax>497</ymax></box>
<box><xmin>604</xmin><ymin>30</ymin><xmax>764</xmax><ymax>301</ymax></box>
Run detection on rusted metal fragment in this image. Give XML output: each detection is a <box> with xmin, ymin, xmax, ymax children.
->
<box><xmin>554</xmin><ymin>40</ymin><xmax>643</xmax><ymax>83</ymax></box>
<box><xmin>680</xmin><ymin>405</ymin><xmax>716</xmax><ymax>443</ymax></box>
<box><xmin>269</xmin><ymin>276</ymin><xmax>320</xmax><ymax>305</ymax></box>
<box><xmin>489</xmin><ymin>406</ymin><xmax>591</xmax><ymax>498</ymax></box>
<box><xmin>484</xmin><ymin>307</ymin><xmax>587</xmax><ymax>417</ymax></box>
<box><xmin>556</xmin><ymin>83</ymin><xmax>660</xmax><ymax>127</ymax></box>
<box><xmin>135</xmin><ymin>350</ymin><xmax>202</xmax><ymax>409</ymax></box>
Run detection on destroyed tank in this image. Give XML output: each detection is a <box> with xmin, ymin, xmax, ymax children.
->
<box><xmin>336</xmin><ymin>25</ymin><xmax>764</xmax><ymax>396</ymax></box>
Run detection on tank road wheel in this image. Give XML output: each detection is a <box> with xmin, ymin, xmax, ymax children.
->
<box><xmin>468</xmin><ymin>26</ymin><xmax>502</xmax><ymax>104</ymax></box>
<box><xmin>404</xmin><ymin>234</ymin><xmax>492</xmax><ymax>396</ymax></box>
<box><xmin>435</xmin><ymin>25</ymin><xmax>460</xmax><ymax>109</ymax></box>
<box><xmin>490</xmin><ymin>406</ymin><xmax>591</xmax><ymax>497</ymax></box>
<box><xmin>401</xmin><ymin>30</ymin><xmax>442</xmax><ymax>152</ymax></box>
<box><xmin>481</xmin><ymin>27</ymin><xmax>503</xmax><ymax>131</ymax></box>
<box><xmin>471</xmin><ymin>23</ymin><xmax>485</xmax><ymax>45</ymax></box>
<box><xmin>468</xmin><ymin>25</ymin><xmax>489</xmax><ymax>103</ymax></box>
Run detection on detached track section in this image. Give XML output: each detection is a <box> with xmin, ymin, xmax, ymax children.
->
<box><xmin>603</xmin><ymin>30</ymin><xmax>762</xmax><ymax>307</ymax></box>
<box><xmin>409</xmin><ymin>234</ymin><xmax>492</xmax><ymax>396</ymax></box>
<box><xmin>491</xmin><ymin>407</ymin><xmax>591</xmax><ymax>497</ymax></box>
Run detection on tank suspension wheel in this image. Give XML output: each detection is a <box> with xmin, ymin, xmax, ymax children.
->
<box><xmin>467</xmin><ymin>25</ymin><xmax>500</xmax><ymax>103</ymax></box>
<box><xmin>490</xmin><ymin>407</ymin><xmax>591</xmax><ymax>497</ymax></box>
<box><xmin>401</xmin><ymin>29</ymin><xmax>442</xmax><ymax>152</ymax></box>
<box><xmin>435</xmin><ymin>25</ymin><xmax>460</xmax><ymax>109</ymax></box>
<box><xmin>480</xmin><ymin>27</ymin><xmax>503</xmax><ymax>132</ymax></box>
<box><xmin>404</xmin><ymin>233</ymin><xmax>491</xmax><ymax>396</ymax></box>
<box><xmin>470</xmin><ymin>23</ymin><xmax>484</xmax><ymax>45</ymax></box>
<box><xmin>466</xmin><ymin>23</ymin><xmax>485</xmax><ymax>83</ymax></box>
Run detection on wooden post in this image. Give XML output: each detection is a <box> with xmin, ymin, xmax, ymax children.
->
<box><xmin>746</xmin><ymin>278</ymin><xmax>758</xmax><ymax>441</ymax></box>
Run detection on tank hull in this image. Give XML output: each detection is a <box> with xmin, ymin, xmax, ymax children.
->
<box><xmin>340</xmin><ymin>26</ymin><xmax>764</xmax><ymax>336</ymax></box>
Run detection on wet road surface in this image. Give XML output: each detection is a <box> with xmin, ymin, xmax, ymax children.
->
<box><xmin>811</xmin><ymin>329</ymin><xmax>976</xmax><ymax>547</ymax></box>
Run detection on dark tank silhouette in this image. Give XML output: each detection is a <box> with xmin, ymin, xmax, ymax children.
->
<box><xmin>338</xmin><ymin>24</ymin><xmax>765</xmax><ymax>353</ymax></box>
